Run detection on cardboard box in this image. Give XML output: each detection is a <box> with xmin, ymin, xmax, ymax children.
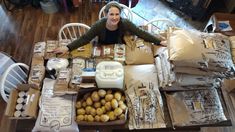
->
<box><xmin>76</xmin><ymin>88</ymin><xmax>127</xmax><ymax>126</ymax></box>
<box><xmin>204</xmin><ymin>12</ymin><xmax>235</xmax><ymax>36</ymax></box>
<box><xmin>5</xmin><ymin>84</ymin><xmax>40</xmax><ymax>119</ymax></box>
<box><xmin>222</xmin><ymin>79</ymin><xmax>235</xmax><ymax>93</ymax></box>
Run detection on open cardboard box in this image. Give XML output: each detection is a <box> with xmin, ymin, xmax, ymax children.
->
<box><xmin>76</xmin><ymin>88</ymin><xmax>128</xmax><ymax>126</ymax></box>
<box><xmin>205</xmin><ymin>12</ymin><xmax>235</xmax><ymax>36</ymax></box>
<box><xmin>5</xmin><ymin>84</ymin><xmax>40</xmax><ymax>119</ymax></box>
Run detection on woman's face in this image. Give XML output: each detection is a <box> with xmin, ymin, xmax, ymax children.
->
<box><xmin>106</xmin><ymin>6</ymin><xmax>121</xmax><ymax>26</ymax></box>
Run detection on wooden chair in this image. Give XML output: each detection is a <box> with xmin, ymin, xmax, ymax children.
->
<box><xmin>0</xmin><ymin>63</ymin><xmax>29</xmax><ymax>102</ymax></box>
<box><xmin>145</xmin><ymin>19</ymin><xmax>176</xmax><ymax>40</ymax></box>
<box><xmin>98</xmin><ymin>3</ymin><xmax>133</xmax><ymax>21</ymax></box>
<box><xmin>58</xmin><ymin>23</ymin><xmax>91</xmax><ymax>41</ymax></box>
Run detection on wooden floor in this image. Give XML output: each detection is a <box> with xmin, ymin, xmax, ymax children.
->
<box><xmin>0</xmin><ymin>0</ymin><xmax>235</xmax><ymax>132</ymax></box>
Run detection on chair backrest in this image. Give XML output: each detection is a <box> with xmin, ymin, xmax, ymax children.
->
<box><xmin>144</xmin><ymin>19</ymin><xmax>176</xmax><ymax>40</ymax></box>
<box><xmin>58</xmin><ymin>23</ymin><xmax>91</xmax><ymax>41</ymax></box>
<box><xmin>98</xmin><ymin>3</ymin><xmax>133</xmax><ymax>21</ymax></box>
<box><xmin>0</xmin><ymin>63</ymin><xmax>29</xmax><ymax>102</ymax></box>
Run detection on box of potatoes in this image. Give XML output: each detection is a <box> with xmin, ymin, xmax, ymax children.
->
<box><xmin>75</xmin><ymin>88</ymin><xmax>128</xmax><ymax>125</ymax></box>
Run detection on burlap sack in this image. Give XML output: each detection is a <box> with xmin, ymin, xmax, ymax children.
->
<box><xmin>32</xmin><ymin>78</ymin><xmax>78</xmax><ymax>132</ymax></box>
<box><xmin>124</xmin><ymin>35</ymin><xmax>154</xmax><ymax>65</ymax></box>
<box><xmin>166</xmin><ymin>88</ymin><xmax>227</xmax><ymax>127</ymax></box>
<box><xmin>124</xmin><ymin>65</ymin><xmax>166</xmax><ymax>129</ymax></box>
<box><xmin>168</xmin><ymin>29</ymin><xmax>234</xmax><ymax>74</ymax></box>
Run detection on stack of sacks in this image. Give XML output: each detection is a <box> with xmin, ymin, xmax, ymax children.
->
<box><xmin>154</xmin><ymin>28</ymin><xmax>235</xmax><ymax>90</ymax></box>
<box><xmin>154</xmin><ymin>47</ymin><xmax>222</xmax><ymax>90</ymax></box>
<box><xmin>229</xmin><ymin>36</ymin><xmax>235</xmax><ymax>63</ymax></box>
<box><xmin>168</xmin><ymin>28</ymin><xmax>235</xmax><ymax>78</ymax></box>
<box><xmin>166</xmin><ymin>28</ymin><xmax>234</xmax><ymax>90</ymax></box>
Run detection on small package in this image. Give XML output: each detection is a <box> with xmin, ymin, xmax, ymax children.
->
<box><xmin>54</xmin><ymin>68</ymin><xmax>72</xmax><ymax>95</ymax></box>
<box><xmin>33</xmin><ymin>42</ymin><xmax>46</xmax><ymax>58</ymax></box>
<box><xmin>45</xmin><ymin>40</ymin><xmax>58</xmax><ymax>59</ymax></box>
<box><xmin>101</xmin><ymin>45</ymin><xmax>114</xmax><ymax>59</ymax></box>
<box><xmin>114</xmin><ymin>44</ymin><xmax>125</xmax><ymax>62</ymax></box>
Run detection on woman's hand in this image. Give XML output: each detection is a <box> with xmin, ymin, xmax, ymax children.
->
<box><xmin>53</xmin><ymin>46</ymin><xmax>69</xmax><ymax>56</ymax></box>
<box><xmin>160</xmin><ymin>40</ymin><xmax>167</xmax><ymax>46</ymax></box>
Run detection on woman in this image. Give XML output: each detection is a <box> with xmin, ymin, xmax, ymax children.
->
<box><xmin>54</xmin><ymin>1</ymin><xmax>163</xmax><ymax>55</ymax></box>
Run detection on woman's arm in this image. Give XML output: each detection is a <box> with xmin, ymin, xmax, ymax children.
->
<box><xmin>67</xmin><ymin>19</ymin><xmax>105</xmax><ymax>51</ymax></box>
<box><xmin>123</xmin><ymin>19</ymin><xmax>161</xmax><ymax>45</ymax></box>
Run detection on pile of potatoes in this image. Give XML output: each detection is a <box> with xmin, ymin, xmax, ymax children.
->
<box><xmin>76</xmin><ymin>89</ymin><xmax>127</xmax><ymax>122</ymax></box>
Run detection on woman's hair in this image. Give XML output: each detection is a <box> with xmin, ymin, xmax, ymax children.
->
<box><xmin>104</xmin><ymin>1</ymin><xmax>122</xmax><ymax>14</ymax></box>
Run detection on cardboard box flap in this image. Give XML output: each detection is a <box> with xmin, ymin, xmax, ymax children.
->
<box><xmin>24</xmin><ymin>88</ymin><xmax>40</xmax><ymax>118</ymax></box>
<box><xmin>17</xmin><ymin>83</ymin><xmax>40</xmax><ymax>91</ymax></box>
<box><xmin>5</xmin><ymin>89</ymin><xmax>18</xmax><ymax>117</ymax></box>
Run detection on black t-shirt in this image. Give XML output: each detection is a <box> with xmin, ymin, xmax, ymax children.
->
<box><xmin>99</xmin><ymin>28</ymin><xmax>120</xmax><ymax>44</ymax></box>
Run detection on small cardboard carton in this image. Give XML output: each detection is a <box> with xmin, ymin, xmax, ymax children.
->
<box><xmin>75</xmin><ymin>88</ymin><xmax>128</xmax><ymax>126</ymax></box>
<box><xmin>5</xmin><ymin>84</ymin><xmax>40</xmax><ymax>119</ymax></box>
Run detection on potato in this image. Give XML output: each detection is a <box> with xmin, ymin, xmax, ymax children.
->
<box><xmin>96</xmin><ymin>108</ymin><xmax>104</xmax><ymax>115</ymax></box>
<box><xmin>105</xmin><ymin>102</ymin><xmax>112</xmax><ymax>111</ymax></box>
<box><xmin>111</xmin><ymin>99</ymin><xmax>118</xmax><ymax>109</ymax></box>
<box><xmin>114</xmin><ymin>108</ymin><xmax>123</xmax><ymax>116</ymax></box>
<box><xmin>101</xmin><ymin>106</ymin><xmax>106</xmax><ymax>114</ymax></box>
<box><xmin>108</xmin><ymin>111</ymin><xmax>116</xmax><ymax>121</ymax></box>
<box><xmin>105</xmin><ymin>94</ymin><xmax>113</xmax><ymax>102</ymax></box>
<box><xmin>76</xmin><ymin>101</ymin><xmax>82</xmax><ymax>108</ymax></box>
<box><xmin>94</xmin><ymin>102</ymin><xmax>101</xmax><ymax>108</ymax></box>
<box><xmin>118</xmin><ymin>113</ymin><xmax>125</xmax><ymax>120</ymax></box>
<box><xmin>90</xmin><ymin>108</ymin><xmax>96</xmax><ymax>116</ymax></box>
<box><xmin>91</xmin><ymin>91</ymin><xmax>100</xmax><ymax>102</ymax></box>
<box><xmin>118</xmin><ymin>100</ymin><xmax>124</xmax><ymax>106</ymax></box>
<box><xmin>87</xmin><ymin>115</ymin><xmax>94</xmax><ymax>122</ymax></box>
<box><xmin>119</xmin><ymin>104</ymin><xmax>127</xmax><ymax>111</ymax></box>
<box><xmin>100</xmin><ymin>114</ymin><xmax>109</xmax><ymax>122</ymax></box>
<box><xmin>76</xmin><ymin>115</ymin><xmax>84</xmax><ymax>121</ymax></box>
<box><xmin>114</xmin><ymin>92</ymin><xmax>122</xmax><ymax>101</ymax></box>
<box><xmin>85</xmin><ymin>106</ymin><xmax>92</xmax><ymax>114</ymax></box>
<box><xmin>84</xmin><ymin>115</ymin><xmax>88</xmax><ymax>121</ymax></box>
<box><xmin>77</xmin><ymin>108</ymin><xmax>85</xmax><ymax>115</ymax></box>
<box><xmin>98</xmin><ymin>89</ymin><xmax>106</xmax><ymax>97</ymax></box>
<box><xmin>95</xmin><ymin>115</ymin><xmax>100</xmax><ymax>122</ymax></box>
<box><xmin>100</xmin><ymin>99</ymin><xmax>106</xmax><ymax>106</ymax></box>
<box><xmin>107</xmin><ymin>89</ymin><xmax>112</xmax><ymax>94</ymax></box>
<box><xmin>86</xmin><ymin>97</ymin><xmax>93</xmax><ymax>106</ymax></box>
<box><xmin>82</xmin><ymin>101</ymin><xmax>87</xmax><ymax>107</ymax></box>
